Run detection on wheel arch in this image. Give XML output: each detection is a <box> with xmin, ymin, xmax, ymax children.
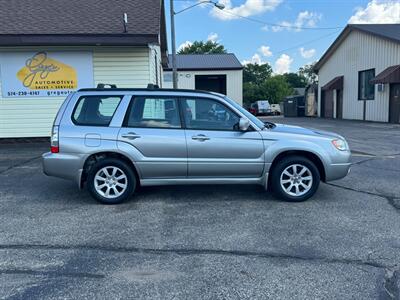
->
<box><xmin>81</xmin><ymin>151</ymin><xmax>140</xmax><ymax>189</ymax></box>
<box><xmin>268</xmin><ymin>150</ymin><xmax>326</xmax><ymax>183</ymax></box>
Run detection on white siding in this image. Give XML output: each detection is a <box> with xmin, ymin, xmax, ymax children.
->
<box><xmin>0</xmin><ymin>46</ymin><xmax>152</xmax><ymax>138</ymax></box>
<box><xmin>163</xmin><ymin>69</ymin><xmax>243</xmax><ymax>105</ymax></box>
<box><xmin>148</xmin><ymin>45</ymin><xmax>162</xmax><ymax>87</ymax></box>
<box><xmin>93</xmin><ymin>48</ymin><xmax>150</xmax><ymax>88</ymax></box>
<box><xmin>318</xmin><ymin>30</ymin><xmax>400</xmax><ymax>122</ymax></box>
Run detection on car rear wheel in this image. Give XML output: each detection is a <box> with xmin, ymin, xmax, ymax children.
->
<box><xmin>87</xmin><ymin>158</ymin><xmax>136</xmax><ymax>204</ymax></box>
<box><xmin>270</xmin><ymin>156</ymin><xmax>320</xmax><ymax>202</ymax></box>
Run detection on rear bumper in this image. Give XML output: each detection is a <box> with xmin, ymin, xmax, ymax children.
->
<box><xmin>42</xmin><ymin>152</ymin><xmax>84</xmax><ymax>187</ymax></box>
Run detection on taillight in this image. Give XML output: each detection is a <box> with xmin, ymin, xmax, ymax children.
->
<box><xmin>50</xmin><ymin>125</ymin><xmax>59</xmax><ymax>153</ymax></box>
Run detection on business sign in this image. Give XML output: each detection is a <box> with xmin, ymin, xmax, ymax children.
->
<box><xmin>0</xmin><ymin>51</ymin><xmax>93</xmax><ymax>97</ymax></box>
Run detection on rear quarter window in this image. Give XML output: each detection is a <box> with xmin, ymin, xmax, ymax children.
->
<box><xmin>72</xmin><ymin>95</ymin><xmax>123</xmax><ymax>126</ymax></box>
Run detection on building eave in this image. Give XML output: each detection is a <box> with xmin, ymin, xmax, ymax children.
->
<box><xmin>0</xmin><ymin>34</ymin><xmax>159</xmax><ymax>47</ymax></box>
<box><xmin>314</xmin><ymin>24</ymin><xmax>400</xmax><ymax>72</ymax></box>
<box><xmin>314</xmin><ymin>26</ymin><xmax>352</xmax><ymax>72</ymax></box>
<box><xmin>163</xmin><ymin>67</ymin><xmax>243</xmax><ymax>72</ymax></box>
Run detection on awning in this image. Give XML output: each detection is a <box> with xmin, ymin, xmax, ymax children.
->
<box><xmin>370</xmin><ymin>65</ymin><xmax>400</xmax><ymax>84</ymax></box>
<box><xmin>322</xmin><ymin>76</ymin><xmax>343</xmax><ymax>91</ymax></box>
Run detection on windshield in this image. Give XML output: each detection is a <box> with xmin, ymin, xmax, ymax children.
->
<box><xmin>224</xmin><ymin>96</ymin><xmax>267</xmax><ymax>130</ymax></box>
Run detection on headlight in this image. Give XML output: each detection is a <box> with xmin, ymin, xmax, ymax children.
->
<box><xmin>332</xmin><ymin>139</ymin><xmax>348</xmax><ymax>151</ymax></box>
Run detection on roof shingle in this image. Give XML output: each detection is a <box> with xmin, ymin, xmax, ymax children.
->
<box><xmin>0</xmin><ymin>0</ymin><xmax>161</xmax><ymax>35</ymax></box>
<box><xmin>349</xmin><ymin>24</ymin><xmax>400</xmax><ymax>44</ymax></box>
<box><xmin>165</xmin><ymin>54</ymin><xmax>243</xmax><ymax>71</ymax></box>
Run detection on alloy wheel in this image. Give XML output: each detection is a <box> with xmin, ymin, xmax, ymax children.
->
<box><xmin>280</xmin><ymin>164</ymin><xmax>313</xmax><ymax>197</ymax></box>
<box><xmin>94</xmin><ymin>166</ymin><xmax>128</xmax><ymax>199</ymax></box>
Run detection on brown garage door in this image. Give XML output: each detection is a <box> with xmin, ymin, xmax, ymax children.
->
<box><xmin>389</xmin><ymin>83</ymin><xmax>400</xmax><ymax>124</ymax></box>
<box><xmin>322</xmin><ymin>90</ymin><xmax>334</xmax><ymax>118</ymax></box>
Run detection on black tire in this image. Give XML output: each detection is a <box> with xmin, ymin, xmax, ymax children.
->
<box><xmin>270</xmin><ymin>155</ymin><xmax>320</xmax><ymax>202</ymax></box>
<box><xmin>87</xmin><ymin>158</ymin><xmax>136</xmax><ymax>204</ymax></box>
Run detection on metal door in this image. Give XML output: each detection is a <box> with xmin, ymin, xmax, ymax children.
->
<box><xmin>336</xmin><ymin>89</ymin><xmax>343</xmax><ymax>119</ymax></box>
<box><xmin>322</xmin><ymin>90</ymin><xmax>334</xmax><ymax>118</ymax></box>
<box><xmin>389</xmin><ymin>84</ymin><xmax>400</xmax><ymax>124</ymax></box>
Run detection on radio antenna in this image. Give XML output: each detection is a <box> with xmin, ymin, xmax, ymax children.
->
<box><xmin>123</xmin><ymin>13</ymin><xmax>128</xmax><ymax>33</ymax></box>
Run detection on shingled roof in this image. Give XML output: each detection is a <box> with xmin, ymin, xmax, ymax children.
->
<box><xmin>315</xmin><ymin>24</ymin><xmax>400</xmax><ymax>71</ymax></box>
<box><xmin>165</xmin><ymin>54</ymin><xmax>243</xmax><ymax>71</ymax></box>
<box><xmin>0</xmin><ymin>0</ymin><xmax>167</xmax><ymax>51</ymax></box>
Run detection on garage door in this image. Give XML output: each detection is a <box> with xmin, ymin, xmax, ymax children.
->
<box><xmin>195</xmin><ymin>75</ymin><xmax>227</xmax><ymax>95</ymax></box>
<box><xmin>322</xmin><ymin>90</ymin><xmax>334</xmax><ymax>118</ymax></box>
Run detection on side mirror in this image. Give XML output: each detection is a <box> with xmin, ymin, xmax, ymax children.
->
<box><xmin>238</xmin><ymin>117</ymin><xmax>250</xmax><ymax>131</ymax></box>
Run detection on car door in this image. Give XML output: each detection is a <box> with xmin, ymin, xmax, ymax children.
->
<box><xmin>181</xmin><ymin>97</ymin><xmax>265</xmax><ymax>178</ymax></box>
<box><xmin>118</xmin><ymin>96</ymin><xmax>187</xmax><ymax>179</ymax></box>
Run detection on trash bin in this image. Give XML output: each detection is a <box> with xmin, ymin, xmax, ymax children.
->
<box><xmin>284</xmin><ymin>96</ymin><xmax>305</xmax><ymax>117</ymax></box>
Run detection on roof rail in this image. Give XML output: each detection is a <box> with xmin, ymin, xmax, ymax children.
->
<box><xmin>97</xmin><ymin>83</ymin><xmax>117</xmax><ymax>89</ymax></box>
<box><xmin>77</xmin><ymin>87</ymin><xmax>221</xmax><ymax>97</ymax></box>
<box><xmin>147</xmin><ymin>83</ymin><xmax>160</xmax><ymax>89</ymax></box>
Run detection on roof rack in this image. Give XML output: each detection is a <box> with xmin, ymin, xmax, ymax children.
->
<box><xmin>96</xmin><ymin>83</ymin><xmax>117</xmax><ymax>89</ymax></box>
<box><xmin>78</xmin><ymin>84</ymin><xmax>219</xmax><ymax>96</ymax></box>
<box><xmin>147</xmin><ymin>83</ymin><xmax>159</xmax><ymax>89</ymax></box>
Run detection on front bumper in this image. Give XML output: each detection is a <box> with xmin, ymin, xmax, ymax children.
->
<box><xmin>42</xmin><ymin>152</ymin><xmax>83</xmax><ymax>187</ymax></box>
<box><xmin>325</xmin><ymin>162</ymin><xmax>351</xmax><ymax>181</ymax></box>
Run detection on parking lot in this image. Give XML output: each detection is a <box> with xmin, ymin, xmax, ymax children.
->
<box><xmin>0</xmin><ymin>117</ymin><xmax>399</xmax><ymax>299</ymax></box>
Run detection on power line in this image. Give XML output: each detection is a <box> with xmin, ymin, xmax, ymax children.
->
<box><xmin>273</xmin><ymin>30</ymin><xmax>341</xmax><ymax>56</ymax></box>
<box><xmin>172</xmin><ymin>0</ymin><xmax>345</xmax><ymax>31</ymax></box>
<box><xmin>215</xmin><ymin>9</ymin><xmax>344</xmax><ymax>30</ymax></box>
<box><xmin>171</xmin><ymin>0</ymin><xmax>344</xmax><ymax>58</ymax></box>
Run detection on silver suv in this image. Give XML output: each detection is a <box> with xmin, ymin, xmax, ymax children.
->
<box><xmin>42</xmin><ymin>86</ymin><xmax>351</xmax><ymax>204</ymax></box>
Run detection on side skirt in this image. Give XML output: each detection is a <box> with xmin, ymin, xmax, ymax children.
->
<box><xmin>140</xmin><ymin>174</ymin><xmax>269</xmax><ymax>189</ymax></box>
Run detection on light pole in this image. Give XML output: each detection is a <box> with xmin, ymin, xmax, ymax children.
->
<box><xmin>170</xmin><ymin>0</ymin><xmax>225</xmax><ymax>89</ymax></box>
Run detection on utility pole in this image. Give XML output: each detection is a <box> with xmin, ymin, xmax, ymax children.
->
<box><xmin>169</xmin><ymin>1</ymin><xmax>224</xmax><ymax>89</ymax></box>
<box><xmin>170</xmin><ymin>0</ymin><xmax>178</xmax><ymax>89</ymax></box>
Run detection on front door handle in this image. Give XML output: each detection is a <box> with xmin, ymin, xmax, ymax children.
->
<box><xmin>192</xmin><ymin>134</ymin><xmax>210</xmax><ymax>141</ymax></box>
<box><xmin>121</xmin><ymin>132</ymin><xmax>141</xmax><ymax>140</ymax></box>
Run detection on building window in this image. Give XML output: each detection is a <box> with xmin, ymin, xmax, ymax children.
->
<box><xmin>358</xmin><ymin>69</ymin><xmax>375</xmax><ymax>100</ymax></box>
<box><xmin>163</xmin><ymin>72</ymin><xmax>173</xmax><ymax>83</ymax></box>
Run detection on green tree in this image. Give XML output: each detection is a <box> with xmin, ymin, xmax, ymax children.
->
<box><xmin>243</xmin><ymin>63</ymin><xmax>273</xmax><ymax>85</ymax></box>
<box><xmin>261</xmin><ymin>75</ymin><xmax>293</xmax><ymax>104</ymax></box>
<box><xmin>178</xmin><ymin>40</ymin><xmax>227</xmax><ymax>54</ymax></box>
<box><xmin>283</xmin><ymin>72</ymin><xmax>308</xmax><ymax>88</ymax></box>
<box><xmin>299</xmin><ymin>62</ymin><xmax>318</xmax><ymax>84</ymax></box>
<box><xmin>243</xmin><ymin>75</ymin><xmax>293</xmax><ymax>107</ymax></box>
<box><xmin>243</xmin><ymin>82</ymin><xmax>260</xmax><ymax>106</ymax></box>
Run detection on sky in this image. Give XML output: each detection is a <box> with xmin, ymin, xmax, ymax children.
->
<box><xmin>165</xmin><ymin>0</ymin><xmax>400</xmax><ymax>74</ymax></box>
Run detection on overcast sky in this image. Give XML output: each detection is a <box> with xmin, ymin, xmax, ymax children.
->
<box><xmin>166</xmin><ymin>0</ymin><xmax>400</xmax><ymax>74</ymax></box>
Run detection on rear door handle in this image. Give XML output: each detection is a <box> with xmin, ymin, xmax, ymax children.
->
<box><xmin>192</xmin><ymin>134</ymin><xmax>210</xmax><ymax>141</ymax></box>
<box><xmin>121</xmin><ymin>132</ymin><xmax>141</xmax><ymax>140</ymax></box>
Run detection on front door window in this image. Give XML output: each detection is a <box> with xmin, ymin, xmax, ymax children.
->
<box><xmin>182</xmin><ymin>98</ymin><xmax>240</xmax><ymax>131</ymax></box>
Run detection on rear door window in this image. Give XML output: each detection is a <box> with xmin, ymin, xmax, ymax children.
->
<box><xmin>72</xmin><ymin>95</ymin><xmax>123</xmax><ymax>126</ymax></box>
<box><xmin>125</xmin><ymin>97</ymin><xmax>181</xmax><ymax>128</ymax></box>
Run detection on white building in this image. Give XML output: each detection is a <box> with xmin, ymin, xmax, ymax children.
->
<box><xmin>163</xmin><ymin>54</ymin><xmax>243</xmax><ymax>105</ymax></box>
<box><xmin>314</xmin><ymin>24</ymin><xmax>400</xmax><ymax>124</ymax></box>
<box><xmin>0</xmin><ymin>0</ymin><xmax>167</xmax><ymax>138</ymax></box>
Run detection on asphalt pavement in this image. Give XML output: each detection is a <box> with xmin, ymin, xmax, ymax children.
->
<box><xmin>0</xmin><ymin>117</ymin><xmax>399</xmax><ymax>300</ymax></box>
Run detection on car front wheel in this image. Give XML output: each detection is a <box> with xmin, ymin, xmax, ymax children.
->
<box><xmin>270</xmin><ymin>156</ymin><xmax>320</xmax><ymax>202</ymax></box>
<box><xmin>87</xmin><ymin>158</ymin><xmax>136</xmax><ymax>204</ymax></box>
